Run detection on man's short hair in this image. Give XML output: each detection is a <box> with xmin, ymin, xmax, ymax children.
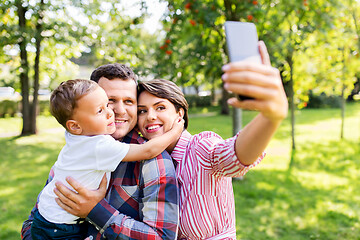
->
<box><xmin>90</xmin><ymin>63</ymin><xmax>137</xmax><ymax>84</ymax></box>
<box><xmin>50</xmin><ymin>79</ymin><xmax>98</xmax><ymax>129</ymax></box>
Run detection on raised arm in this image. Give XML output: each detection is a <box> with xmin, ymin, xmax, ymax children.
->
<box><xmin>222</xmin><ymin>41</ymin><xmax>288</xmax><ymax>166</ymax></box>
<box><xmin>123</xmin><ymin>117</ymin><xmax>184</xmax><ymax>162</ymax></box>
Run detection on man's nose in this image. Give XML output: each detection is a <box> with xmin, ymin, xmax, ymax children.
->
<box><xmin>113</xmin><ymin>102</ymin><xmax>126</xmax><ymax>115</ymax></box>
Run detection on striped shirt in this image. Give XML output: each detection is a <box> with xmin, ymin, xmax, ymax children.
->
<box><xmin>171</xmin><ymin>130</ymin><xmax>264</xmax><ymax>239</ymax></box>
<box><xmin>21</xmin><ymin>130</ymin><xmax>179</xmax><ymax>240</ymax></box>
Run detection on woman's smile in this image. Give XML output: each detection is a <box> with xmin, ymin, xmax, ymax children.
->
<box><xmin>146</xmin><ymin>124</ymin><xmax>162</xmax><ymax>132</ymax></box>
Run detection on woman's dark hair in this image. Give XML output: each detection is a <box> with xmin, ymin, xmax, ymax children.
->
<box><xmin>138</xmin><ymin>79</ymin><xmax>189</xmax><ymax>129</ymax></box>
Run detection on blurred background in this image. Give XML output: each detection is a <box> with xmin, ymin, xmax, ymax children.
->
<box><xmin>1</xmin><ymin>0</ymin><xmax>359</xmax><ymax>137</ymax></box>
<box><xmin>0</xmin><ymin>0</ymin><xmax>360</xmax><ymax>239</ymax></box>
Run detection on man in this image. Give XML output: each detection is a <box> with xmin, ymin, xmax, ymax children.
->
<box><xmin>21</xmin><ymin>63</ymin><xmax>179</xmax><ymax>239</ymax></box>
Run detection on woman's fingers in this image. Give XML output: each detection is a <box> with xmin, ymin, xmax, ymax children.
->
<box><xmin>222</xmin><ymin>71</ymin><xmax>279</xmax><ymax>88</ymax></box>
<box><xmin>228</xmin><ymin>97</ymin><xmax>265</xmax><ymax>110</ymax></box>
<box><xmin>222</xmin><ymin>40</ymin><xmax>288</xmax><ymax>122</ymax></box>
<box><xmin>259</xmin><ymin>41</ymin><xmax>271</xmax><ymax>66</ymax></box>
<box><xmin>222</xmin><ymin>60</ymin><xmax>275</xmax><ymax>76</ymax></box>
<box><xmin>225</xmin><ymin>83</ymin><xmax>278</xmax><ymax>100</ymax></box>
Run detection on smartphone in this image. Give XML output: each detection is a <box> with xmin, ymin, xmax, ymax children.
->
<box><xmin>224</xmin><ymin>21</ymin><xmax>261</xmax><ymax>100</ymax></box>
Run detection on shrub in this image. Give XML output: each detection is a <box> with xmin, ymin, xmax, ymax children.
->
<box><xmin>0</xmin><ymin>98</ymin><xmax>51</xmax><ymax>118</ymax></box>
<box><xmin>185</xmin><ymin>95</ymin><xmax>212</xmax><ymax>108</ymax></box>
<box><xmin>307</xmin><ymin>92</ymin><xmax>342</xmax><ymax>108</ymax></box>
<box><xmin>38</xmin><ymin>99</ymin><xmax>51</xmax><ymax>116</ymax></box>
<box><xmin>0</xmin><ymin>99</ymin><xmax>20</xmax><ymax>117</ymax></box>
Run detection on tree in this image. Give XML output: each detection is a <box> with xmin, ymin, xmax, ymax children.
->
<box><xmin>1</xmin><ymin>0</ymin><xmax>83</xmax><ymax>135</ymax></box>
<box><xmin>314</xmin><ymin>2</ymin><xmax>359</xmax><ymax>139</ymax></box>
<box><xmin>154</xmin><ymin>0</ymin><xmax>270</xmax><ymax>135</ymax></box>
<box><xmin>288</xmin><ymin>0</ymin><xmax>359</xmax><ymax>141</ymax></box>
<box><xmin>1</xmin><ymin>0</ymin><xmax>127</xmax><ymax>135</ymax></box>
<box><xmin>262</xmin><ymin>0</ymin><xmax>338</xmax><ymax>150</ymax></box>
<box><xmin>79</xmin><ymin>1</ymin><xmax>157</xmax><ymax>77</ymax></box>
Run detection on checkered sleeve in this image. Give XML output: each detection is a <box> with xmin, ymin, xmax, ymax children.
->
<box><xmin>86</xmin><ymin>151</ymin><xmax>179</xmax><ymax>240</ymax></box>
<box><xmin>21</xmin><ymin>168</ymin><xmax>55</xmax><ymax>240</ymax></box>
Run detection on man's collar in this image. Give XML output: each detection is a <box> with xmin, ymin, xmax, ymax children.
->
<box><xmin>122</xmin><ymin>129</ymin><xmax>145</xmax><ymax>144</ymax></box>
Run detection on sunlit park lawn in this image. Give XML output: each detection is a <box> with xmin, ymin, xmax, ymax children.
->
<box><xmin>0</xmin><ymin>102</ymin><xmax>359</xmax><ymax>239</ymax></box>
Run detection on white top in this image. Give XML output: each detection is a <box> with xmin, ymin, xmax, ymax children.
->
<box><xmin>38</xmin><ymin>131</ymin><xmax>130</xmax><ymax>224</ymax></box>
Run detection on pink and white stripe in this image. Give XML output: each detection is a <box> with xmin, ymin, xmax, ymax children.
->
<box><xmin>171</xmin><ymin>130</ymin><xmax>264</xmax><ymax>239</ymax></box>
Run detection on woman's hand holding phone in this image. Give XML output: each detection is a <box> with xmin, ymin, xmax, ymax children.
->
<box><xmin>222</xmin><ymin>41</ymin><xmax>288</xmax><ymax>124</ymax></box>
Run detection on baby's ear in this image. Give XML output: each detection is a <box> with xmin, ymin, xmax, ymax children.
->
<box><xmin>66</xmin><ymin>120</ymin><xmax>82</xmax><ymax>135</ymax></box>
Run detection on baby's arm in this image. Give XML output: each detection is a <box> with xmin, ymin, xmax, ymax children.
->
<box><xmin>123</xmin><ymin>117</ymin><xmax>184</xmax><ymax>162</ymax></box>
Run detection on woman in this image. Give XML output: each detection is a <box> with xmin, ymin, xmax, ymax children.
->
<box><xmin>136</xmin><ymin>41</ymin><xmax>288</xmax><ymax>239</ymax></box>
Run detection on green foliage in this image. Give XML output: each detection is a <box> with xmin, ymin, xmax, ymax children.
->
<box><xmin>185</xmin><ymin>94</ymin><xmax>212</xmax><ymax>107</ymax></box>
<box><xmin>0</xmin><ymin>97</ymin><xmax>50</xmax><ymax>118</ymax></box>
<box><xmin>0</xmin><ymin>0</ymin><xmax>88</xmax><ymax>88</ymax></box>
<box><xmin>38</xmin><ymin>98</ymin><xmax>51</xmax><ymax>116</ymax></box>
<box><xmin>0</xmin><ymin>99</ymin><xmax>20</xmax><ymax>117</ymax></box>
<box><xmin>153</xmin><ymin>0</ymin><xmax>228</xmax><ymax>89</ymax></box>
<box><xmin>307</xmin><ymin>92</ymin><xmax>342</xmax><ymax>108</ymax></box>
<box><xmin>72</xmin><ymin>1</ymin><xmax>158</xmax><ymax>77</ymax></box>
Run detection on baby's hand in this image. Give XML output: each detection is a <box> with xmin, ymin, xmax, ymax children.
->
<box><xmin>171</xmin><ymin>117</ymin><xmax>185</xmax><ymax>135</ymax></box>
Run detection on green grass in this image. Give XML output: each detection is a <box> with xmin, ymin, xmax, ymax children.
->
<box><xmin>0</xmin><ymin>102</ymin><xmax>359</xmax><ymax>239</ymax></box>
<box><xmin>0</xmin><ymin>115</ymin><xmax>60</xmax><ymax>135</ymax></box>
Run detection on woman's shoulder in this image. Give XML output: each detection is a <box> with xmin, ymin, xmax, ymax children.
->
<box><xmin>191</xmin><ymin>131</ymin><xmax>223</xmax><ymax>141</ymax></box>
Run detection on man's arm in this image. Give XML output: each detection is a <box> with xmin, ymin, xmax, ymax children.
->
<box><xmin>21</xmin><ymin>168</ymin><xmax>55</xmax><ymax>240</ymax></box>
<box><xmin>55</xmin><ymin>153</ymin><xmax>179</xmax><ymax>240</ymax></box>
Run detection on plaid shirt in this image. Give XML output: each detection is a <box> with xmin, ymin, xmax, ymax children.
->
<box><xmin>21</xmin><ymin>130</ymin><xmax>179</xmax><ymax>240</ymax></box>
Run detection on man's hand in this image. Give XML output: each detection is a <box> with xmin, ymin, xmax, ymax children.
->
<box><xmin>54</xmin><ymin>174</ymin><xmax>107</xmax><ymax>218</ymax></box>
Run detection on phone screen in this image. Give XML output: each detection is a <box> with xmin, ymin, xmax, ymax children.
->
<box><xmin>224</xmin><ymin>21</ymin><xmax>261</xmax><ymax>63</ymax></box>
<box><xmin>224</xmin><ymin>21</ymin><xmax>261</xmax><ymax>100</ymax></box>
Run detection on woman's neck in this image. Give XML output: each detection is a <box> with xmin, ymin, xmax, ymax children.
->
<box><xmin>166</xmin><ymin>132</ymin><xmax>183</xmax><ymax>154</ymax></box>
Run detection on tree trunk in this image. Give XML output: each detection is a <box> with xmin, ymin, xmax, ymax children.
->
<box><xmin>220</xmin><ymin>84</ymin><xmax>230</xmax><ymax>115</ymax></box>
<box><xmin>340</xmin><ymin>86</ymin><xmax>345</xmax><ymax>139</ymax></box>
<box><xmin>30</xmin><ymin>0</ymin><xmax>45</xmax><ymax>134</ymax></box>
<box><xmin>232</xmin><ymin>108</ymin><xmax>242</xmax><ymax>135</ymax></box>
<box><xmin>288</xmin><ymin>55</ymin><xmax>296</xmax><ymax>150</ymax></box>
<box><xmin>211</xmin><ymin>82</ymin><xmax>215</xmax><ymax>104</ymax></box>
<box><xmin>222</xmin><ymin>0</ymin><xmax>240</xmax><ymax>124</ymax></box>
<box><xmin>17</xmin><ymin>1</ymin><xmax>32</xmax><ymax>136</ymax></box>
<box><xmin>220</xmin><ymin>38</ymin><xmax>230</xmax><ymax>115</ymax></box>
